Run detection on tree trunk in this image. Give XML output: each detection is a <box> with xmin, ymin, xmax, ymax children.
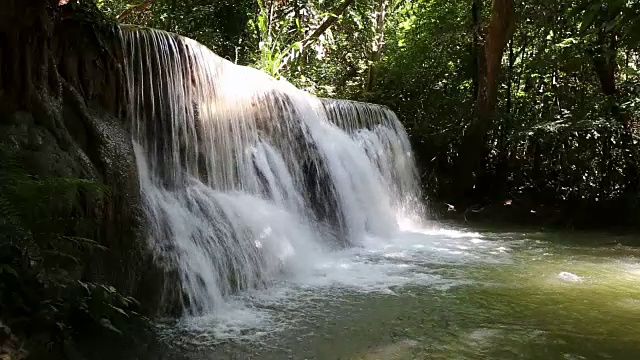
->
<box><xmin>366</xmin><ymin>0</ymin><xmax>388</xmax><ymax>92</ymax></box>
<box><xmin>476</xmin><ymin>0</ymin><xmax>516</xmax><ymax>116</ymax></box>
<box><xmin>590</xmin><ymin>30</ymin><xmax>617</xmax><ymax>96</ymax></box>
<box><xmin>470</xmin><ymin>0</ymin><xmax>482</xmax><ymax>101</ymax></box>
<box><xmin>454</xmin><ymin>0</ymin><xmax>516</xmax><ymax>205</ymax></box>
<box><xmin>506</xmin><ymin>39</ymin><xmax>513</xmax><ymax>113</ymax></box>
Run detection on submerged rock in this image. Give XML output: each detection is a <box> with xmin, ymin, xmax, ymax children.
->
<box><xmin>557</xmin><ymin>271</ymin><xmax>582</xmax><ymax>282</ymax></box>
<box><xmin>358</xmin><ymin>339</ymin><xmax>419</xmax><ymax>360</ymax></box>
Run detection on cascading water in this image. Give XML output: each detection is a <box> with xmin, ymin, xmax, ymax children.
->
<box><xmin>321</xmin><ymin>99</ymin><xmax>425</xmax><ymax>222</ymax></box>
<box><xmin>119</xmin><ymin>27</ymin><xmax>424</xmax><ymax>315</ymax></box>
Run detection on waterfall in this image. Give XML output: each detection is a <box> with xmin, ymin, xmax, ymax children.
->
<box><xmin>119</xmin><ymin>27</ymin><xmax>424</xmax><ymax>315</ymax></box>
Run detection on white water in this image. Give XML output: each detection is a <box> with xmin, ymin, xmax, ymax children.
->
<box><xmin>158</xmin><ymin>223</ymin><xmax>514</xmax><ymax>346</ymax></box>
<box><xmin>119</xmin><ymin>27</ymin><xmax>431</xmax><ymax>322</ymax></box>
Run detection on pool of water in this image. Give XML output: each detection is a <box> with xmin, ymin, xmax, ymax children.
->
<box><xmin>119</xmin><ymin>223</ymin><xmax>640</xmax><ymax>359</ymax></box>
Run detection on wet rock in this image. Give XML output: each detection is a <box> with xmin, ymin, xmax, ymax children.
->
<box><xmin>557</xmin><ymin>271</ymin><xmax>582</xmax><ymax>282</ymax></box>
<box><xmin>0</xmin><ymin>1</ymin><xmax>181</xmax><ymax>319</ymax></box>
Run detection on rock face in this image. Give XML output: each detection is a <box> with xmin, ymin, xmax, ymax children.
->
<box><xmin>0</xmin><ymin>1</ymin><xmax>179</xmax><ymax>316</ymax></box>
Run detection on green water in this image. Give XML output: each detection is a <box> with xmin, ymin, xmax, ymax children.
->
<box><xmin>117</xmin><ymin>228</ymin><xmax>640</xmax><ymax>360</ymax></box>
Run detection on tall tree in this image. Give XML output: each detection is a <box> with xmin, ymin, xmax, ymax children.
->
<box><xmin>477</xmin><ymin>0</ymin><xmax>516</xmax><ymax>115</ymax></box>
<box><xmin>366</xmin><ymin>0</ymin><xmax>388</xmax><ymax>91</ymax></box>
<box><xmin>455</xmin><ymin>0</ymin><xmax>516</xmax><ymax>203</ymax></box>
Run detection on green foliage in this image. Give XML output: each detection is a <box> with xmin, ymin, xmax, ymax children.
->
<box><xmin>573</xmin><ymin>0</ymin><xmax>640</xmax><ymax>48</ymax></box>
<box><xmin>285</xmin><ymin>0</ymin><xmax>380</xmax><ymax>97</ymax></box>
<box><xmin>368</xmin><ymin>0</ymin><xmax>640</xmax><ymax>225</ymax></box>
<box><xmin>0</xmin><ymin>146</ymin><xmax>141</xmax><ymax>347</ymax></box>
<box><xmin>95</xmin><ymin>0</ymin><xmax>387</xmax><ymax>96</ymax></box>
<box><xmin>251</xmin><ymin>0</ymin><xmax>305</xmax><ymax>77</ymax></box>
<box><xmin>98</xmin><ymin>0</ymin><xmax>256</xmax><ymax>62</ymax></box>
<box><xmin>87</xmin><ymin>0</ymin><xmax>640</xmax><ymax>225</ymax></box>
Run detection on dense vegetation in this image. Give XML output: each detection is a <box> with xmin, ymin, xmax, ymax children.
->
<box><xmin>98</xmin><ymin>0</ymin><xmax>640</xmax><ymax>227</ymax></box>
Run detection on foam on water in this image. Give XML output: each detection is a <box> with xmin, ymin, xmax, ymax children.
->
<box><xmin>118</xmin><ymin>26</ymin><xmax>510</xmax><ymax>345</ymax></box>
<box><xmin>158</xmin><ymin>222</ymin><xmax>513</xmax><ymax>345</ymax></box>
<box><xmin>120</xmin><ymin>26</ymin><xmax>429</xmax><ymax>315</ymax></box>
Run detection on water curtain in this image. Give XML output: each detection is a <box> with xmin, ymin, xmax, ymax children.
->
<box><xmin>119</xmin><ymin>27</ymin><xmax>423</xmax><ymax>315</ymax></box>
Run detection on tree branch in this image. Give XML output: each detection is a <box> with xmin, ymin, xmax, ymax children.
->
<box><xmin>118</xmin><ymin>0</ymin><xmax>153</xmax><ymax>21</ymax></box>
<box><xmin>302</xmin><ymin>0</ymin><xmax>356</xmax><ymax>46</ymax></box>
<box><xmin>276</xmin><ymin>0</ymin><xmax>356</xmax><ymax>75</ymax></box>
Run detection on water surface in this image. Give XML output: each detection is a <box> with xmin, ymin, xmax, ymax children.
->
<box><xmin>153</xmin><ymin>223</ymin><xmax>640</xmax><ymax>359</ymax></box>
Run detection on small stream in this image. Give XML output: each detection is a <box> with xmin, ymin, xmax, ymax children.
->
<box><xmin>123</xmin><ymin>223</ymin><xmax>640</xmax><ymax>360</ymax></box>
